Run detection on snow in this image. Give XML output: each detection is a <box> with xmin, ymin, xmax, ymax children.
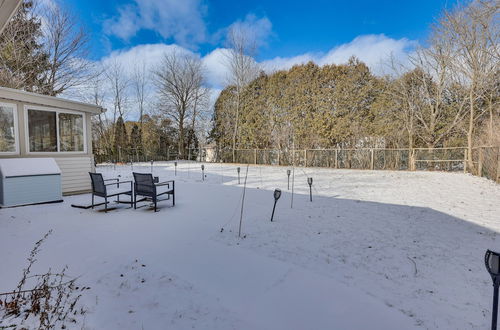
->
<box><xmin>0</xmin><ymin>158</ymin><xmax>61</xmax><ymax>177</ymax></box>
<box><xmin>1</xmin><ymin>162</ymin><xmax>500</xmax><ymax>329</ymax></box>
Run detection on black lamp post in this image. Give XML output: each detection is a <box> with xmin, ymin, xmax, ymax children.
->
<box><xmin>270</xmin><ymin>189</ymin><xmax>282</xmax><ymax>222</ymax></box>
<box><xmin>201</xmin><ymin>164</ymin><xmax>205</xmax><ymax>181</ymax></box>
<box><xmin>307</xmin><ymin>177</ymin><xmax>313</xmax><ymax>202</ymax></box>
<box><xmin>486</xmin><ymin>249</ymin><xmax>500</xmax><ymax>330</ymax></box>
<box><xmin>237</xmin><ymin>167</ymin><xmax>241</xmax><ymax>184</ymax></box>
<box><xmin>287</xmin><ymin>169</ymin><xmax>291</xmax><ymax>190</ymax></box>
<box><xmin>174</xmin><ymin>161</ymin><xmax>177</xmax><ymax>176</ymax></box>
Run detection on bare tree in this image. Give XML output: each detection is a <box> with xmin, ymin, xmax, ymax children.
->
<box><xmin>408</xmin><ymin>41</ymin><xmax>469</xmax><ymax>149</ymax></box>
<box><xmin>224</xmin><ymin>26</ymin><xmax>260</xmax><ymax>161</ymax></box>
<box><xmin>153</xmin><ymin>50</ymin><xmax>204</xmax><ymax>159</ymax></box>
<box><xmin>132</xmin><ymin>61</ymin><xmax>149</xmax><ymax>154</ymax></box>
<box><xmin>86</xmin><ymin>69</ymin><xmax>110</xmax><ymax>157</ymax></box>
<box><xmin>436</xmin><ymin>0</ymin><xmax>499</xmax><ymax>169</ymax></box>
<box><xmin>105</xmin><ymin>60</ymin><xmax>129</xmax><ymax>134</ymax></box>
<box><xmin>38</xmin><ymin>2</ymin><xmax>94</xmax><ymax>96</ymax></box>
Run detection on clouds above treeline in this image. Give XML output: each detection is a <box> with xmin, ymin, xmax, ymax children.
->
<box><xmin>100</xmin><ymin>0</ymin><xmax>416</xmax><ymax>89</ymax></box>
<box><xmin>92</xmin><ymin>0</ymin><xmax>417</xmax><ymax>120</ymax></box>
<box><xmin>98</xmin><ymin>34</ymin><xmax>416</xmax><ymax>91</ymax></box>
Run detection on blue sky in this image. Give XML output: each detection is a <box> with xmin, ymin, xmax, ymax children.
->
<box><xmin>58</xmin><ymin>0</ymin><xmax>453</xmax><ymax>93</ymax></box>
<box><xmin>65</xmin><ymin>0</ymin><xmax>450</xmax><ymax>61</ymax></box>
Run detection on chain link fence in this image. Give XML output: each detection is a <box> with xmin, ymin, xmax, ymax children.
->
<box><xmin>96</xmin><ymin>146</ymin><xmax>499</xmax><ymax>183</ymax></box>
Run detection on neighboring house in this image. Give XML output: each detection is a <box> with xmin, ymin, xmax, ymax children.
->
<box><xmin>0</xmin><ymin>87</ymin><xmax>105</xmax><ymax>194</ymax></box>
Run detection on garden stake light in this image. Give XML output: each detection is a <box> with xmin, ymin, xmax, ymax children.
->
<box><xmin>201</xmin><ymin>164</ymin><xmax>205</xmax><ymax>181</ymax></box>
<box><xmin>270</xmin><ymin>189</ymin><xmax>282</xmax><ymax>222</ymax></box>
<box><xmin>150</xmin><ymin>160</ymin><xmax>153</xmax><ymax>173</ymax></box>
<box><xmin>287</xmin><ymin>169</ymin><xmax>291</xmax><ymax>190</ymax></box>
<box><xmin>174</xmin><ymin>161</ymin><xmax>177</xmax><ymax>176</ymax></box>
<box><xmin>237</xmin><ymin>167</ymin><xmax>241</xmax><ymax>184</ymax></box>
<box><xmin>486</xmin><ymin>249</ymin><xmax>500</xmax><ymax>330</ymax></box>
<box><xmin>307</xmin><ymin>177</ymin><xmax>313</xmax><ymax>202</ymax></box>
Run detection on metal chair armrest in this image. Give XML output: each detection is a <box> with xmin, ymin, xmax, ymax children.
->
<box><xmin>104</xmin><ymin>180</ymin><xmax>132</xmax><ymax>186</ymax></box>
<box><xmin>155</xmin><ymin>180</ymin><xmax>174</xmax><ymax>187</ymax></box>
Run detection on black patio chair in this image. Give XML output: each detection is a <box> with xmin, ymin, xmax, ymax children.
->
<box><xmin>89</xmin><ymin>172</ymin><xmax>133</xmax><ymax>212</ymax></box>
<box><xmin>132</xmin><ymin>172</ymin><xmax>175</xmax><ymax>212</ymax></box>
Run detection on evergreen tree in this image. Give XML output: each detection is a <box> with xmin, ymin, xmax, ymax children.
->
<box><xmin>0</xmin><ymin>0</ymin><xmax>49</xmax><ymax>91</ymax></box>
<box><xmin>113</xmin><ymin>116</ymin><xmax>128</xmax><ymax>161</ymax></box>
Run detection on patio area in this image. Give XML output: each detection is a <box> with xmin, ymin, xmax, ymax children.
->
<box><xmin>1</xmin><ymin>163</ymin><xmax>499</xmax><ymax>329</ymax></box>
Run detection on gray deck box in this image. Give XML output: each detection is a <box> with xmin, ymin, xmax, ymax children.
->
<box><xmin>0</xmin><ymin>158</ymin><xmax>62</xmax><ymax>207</ymax></box>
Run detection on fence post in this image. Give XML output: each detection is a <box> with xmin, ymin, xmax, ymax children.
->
<box><xmin>410</xmin><ymin>148</ymin><xmax>416</xmax><ymax>171</ymax></box>
<box><xmin>304</xmin><ymin>150</ymin><xmax>308</xmax><ymax>167</ymax></box>
<box><xmin>478</xmin><ymin>147</ymin><xmax>484</xmax><ymax>177</ymax></box>
<box><xmin>370</xmin><ymin>149</ymin><xmax>374</xmax><ymax>170</ymax></box>
<box><xmin>335</xmin><ymin>149</ymin><xmax>338</xmax><ymax>169</ymax></box>
<box><xmin>463</xmin><ymin>148</ymin><xmax>467</xmax><ymax>173</ymax></box>
<box><xmin>254</xmin><ymin>149</ymin><xmax>257</xmax><ymax>165</ymax></box>
<box><xmin>277</xmin><ymin>149</ymin><xmax>280</xmax><ymax>166</ymax></box>
<box><xmin>496</xmin><ymin>147</ymin><xmax>500</xmax><ymax>183</ymax></box>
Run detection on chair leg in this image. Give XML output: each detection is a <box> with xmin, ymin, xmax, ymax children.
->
<box><xmin>91</xmin><ymin>194</ymin><xmax>94</xmax><ymax>209</ymax></box>
<box><xmin>134</xmin><ymin>193</ymin><xmax>137</xmax><ymax>209</ymax></box>
<box><xmin>154</xmin><ymin>197</ymin><xmax>157</xmax><ymax>212</ymax></box>
<box><xmin>173</xmin><ymin>191</ymin><xmax>175</xmax><ymax>206</ymax></box>
<box><xmin>105</xmin><ymin>196</ymin><xmax>108</xmax><ymax>213</ymax></box>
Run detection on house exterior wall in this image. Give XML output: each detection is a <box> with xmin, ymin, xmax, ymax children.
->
<box><xmin>0</xmin><ymin>89</ymin><xmax>103</xmax><ymax>195</ymax></box>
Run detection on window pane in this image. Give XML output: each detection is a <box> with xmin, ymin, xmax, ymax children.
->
<box><xmin>59</xmin><ymin>113</ymin><xmax>84</xmax><ymax>152</ymax></box>
<box><xmin>0</xmin><ymin>105</ymin><xmax>16</xmax><ymax>152</ymax></box>
<box><xmin>28</xmin><ymin>110</ymin><xmax>57</xmax><ymax>152</ymax></box>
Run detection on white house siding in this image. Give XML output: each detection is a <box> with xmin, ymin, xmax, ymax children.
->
<box><xmin>54</xmin><ymin>156</ymin><xmax>94</xmax><ymax>195</ymax></box>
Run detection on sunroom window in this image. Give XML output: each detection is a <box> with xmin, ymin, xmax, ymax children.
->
<box><xmin>0</xmin><ymin>104</ymin><xmax>17</xmax><ymax>153</ymax></box>
<box><xmin>27</xmin><ymin>108</ymin><xmax>85</xmax><ymax>153</ymax></box>
<box><xmin>59</xmin><ymin>113</ymin><xmax>84</xmax><ymax>152</ymax></box>
<box><xmin>28</xmin><ymin>110</ymin><xmax>57</xmax><ymax>152</ymax></box>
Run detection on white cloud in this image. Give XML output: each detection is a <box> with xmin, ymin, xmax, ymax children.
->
<box><xmin>224</xmin><ymin>13</ymin><xmax>274</xmax><ymax>48</ymax></box>
<box><xmin>100</xmin><ymin>43</ymin><xmax>194</xmax><ymax>76</ymax></box>
<box><xmin>81</xmin><ymin>34</ymin><xmax>415</xmax><ymax>120</ymax></box>
<box><xmin>103</xmin><ymin>0</ymin><xmax>207</xmax><ymax>47</ymax></box>
<box><xmin>201</xmin><ymin>48</ymin><xmax>232</xmax><ymax>88</ymax></box>
<box><xmin>262</xmin><ymin>34</ymin><xmax>416</xmax><ymax>75</ymax></box>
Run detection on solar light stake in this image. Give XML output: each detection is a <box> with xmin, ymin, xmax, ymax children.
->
<box><xmin>174</xmin><ymin>161</ymin><xmax>177</xmax><ymax>176</ymax></box>
<box><xmin>201</xmin><ymin>164</ymin><xmax>205</xmax><ymax>181</ymax></box>
<box><xmin>270</xmin><ymin>189</ymin><xmax>282</xmax><ymax>222</ymax></box>
<box><xmin>237</xmin><ymin>167</ymin><xmax>241</xmax><ymax>184</ymax></box>
<box><xmin>486</xmin><ymin>249</ymin><xmax>500</xmax><ymax>330</ymax></box>
<box><xmin>150</xmin><ymin>160</ymin><xmax>154</xmax><ymax>173</ymax></box>
<box><xmin>287</xmin><ymin>169</ymin><xmax>291</xmax><ymax>190</ymax></box>
<box><xmin>307</xmin><ymin>177</ymin><xmax>313</xmax><ymax>202</ymax></box>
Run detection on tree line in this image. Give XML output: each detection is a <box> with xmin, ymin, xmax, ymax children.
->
<box><xmin>1</xmin><ymin>0</ymin><xmax>498</xmax><ymax>168</ymax></box>
<box><xmin>211</xmin><ymin>0</ymin><xmax>499</xmax><ymax>170</ymax></box>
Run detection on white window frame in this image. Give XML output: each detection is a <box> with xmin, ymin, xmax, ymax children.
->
<box><xmin>24</xmin><ymin>105</ymin><xmax>87</xmax><ymax>154</ymax></box>
<box><xmin>0</xmin><ymin>102</ymin><xmax>19</xmax><ymax>155</ymax></box>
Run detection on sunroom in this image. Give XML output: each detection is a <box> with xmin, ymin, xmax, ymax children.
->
<box><xmin>0</xmin><ymin>87</ymin><xmax>105</xmax><ymax>195</ymax></box>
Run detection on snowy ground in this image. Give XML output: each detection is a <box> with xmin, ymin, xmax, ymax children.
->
<box><xmin>1</xmin><ymin>162</ymin><xmax>500</xmax><ymax>329</ymax></box>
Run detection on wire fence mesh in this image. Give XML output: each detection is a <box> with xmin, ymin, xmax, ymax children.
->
<box><xmin>96</xmin><ymin>146</ymin><xmax>499</xmax><ymax>183</ymax></box>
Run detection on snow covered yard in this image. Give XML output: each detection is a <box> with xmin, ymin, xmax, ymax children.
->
<box><xmin>1</xmin><ymin>162</ymin><xmax>499</xmax><ymax>329</ymax></box>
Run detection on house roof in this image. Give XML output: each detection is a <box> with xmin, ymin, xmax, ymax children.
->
<box><xmin>0</xmin><ymin>0</ymin><xmax>22</xmax><ymax>35</ymax></box>
<box><xmin>0</xmin><ymin>86</ymin><xmax>106</xmax><ymax>114</ymax></box>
